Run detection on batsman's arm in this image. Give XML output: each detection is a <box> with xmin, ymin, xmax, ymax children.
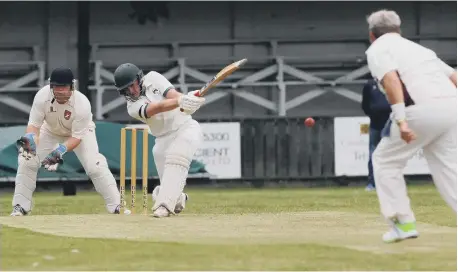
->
<box><xmin>132</xmin><ymin>71</ymin><xmax>183</xmax><ymax>117</ymax></box>
<box><xmin>132</xmin><ymin>93</ymin><xmax>203</xmax><ymax>119</ymax></box>
<box><xmin>164</xmin><ymin>88</ymin><xmax>182</xmax><ymax>99</ymax></box>
<box><xmin>128</xmin><ymin>99</ymin><xmax>180</xmax><ymax>120</ymax></box>
<box><xmin>143</xmin><ymin>71</ymin><xmax>176</xmax><ymax>98</ymax></box>
<box><xmin>144</xmin><ymin>99</ymin><xmax>180</xmax><ymax>117</ymax></box>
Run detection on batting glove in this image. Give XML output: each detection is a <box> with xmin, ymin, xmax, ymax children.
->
<box><xmin>178</xmin><ymin>94</ymin><xmax>205</xmax><ymax>113</ymax></box>
<box><xmin>41</xmin><ymin>143</ymin><xmax>67</xmax><ymax>170</ymax></box>
<box><xmin>16</xmin><ymin>133</ymin><xmax>37</xmax><ymax>160</ymax></box>
<box><xmin>182</xmin><ymin>105</ymin><xmax>203</xmax><ymax>115</ymax></box>
<box><xmin>187</xmin><ymin>90</ymin><xmax>200</xmax><ymax>97</ymax></box>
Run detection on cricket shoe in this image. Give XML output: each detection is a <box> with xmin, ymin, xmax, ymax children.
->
<box><xmin>10</xmin><ymin>204</ymin><xmax>28</xmax><ymax>216</ymax></box>
<box><xmin>152</xmin><ymin>186</ymin><xmax>189</xmax><ymax>214</ymax></box>
<box><xmin>174</xmin><ymin>193</ymin><xmax>189</xmax><ymax>214</ymax></box>
<box><xmin>383</xmin><ymin>221</ymin><xmax>419</xmax><ymax>243</ymax></box>
<box><xmin>152</xmin><ymin>205</ymin><xmax>172</xmax><ymax>218</ymax></box>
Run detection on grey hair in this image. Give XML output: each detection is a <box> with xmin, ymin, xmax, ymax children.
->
<box><xmin>367</xmin><ymin>9</ymin><xmax>401</xmax><ymax>38</ymax></box>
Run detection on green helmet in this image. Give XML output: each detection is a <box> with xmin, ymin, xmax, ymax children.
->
<box><xmin>113</xmin><ymin>63</ymin><xmax>144</xmax><ymax>100</ymax></box>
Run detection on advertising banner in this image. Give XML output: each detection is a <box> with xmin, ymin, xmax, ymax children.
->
<box><xmin>334</xmin><ymin>117</ymin><xmax>430</xmax><ymax>176</ymax></box>
<box><xmin>194</xmin><ymin>122</ymin><xmax>241</xmax><ymax>179</ymax></box>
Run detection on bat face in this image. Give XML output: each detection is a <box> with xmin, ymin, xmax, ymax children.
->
<box><xmin>198</xmin><ymin>58</ymin><xmax>247</xmax><ymax>96</ymax></box>
<box><xmin>180</xmin><ymin>58</ymin><xmax>247</xmax><ymax>112</ymax></box>
<box><xmin>216</xmin><ymin>59</ymin><xmax>247</xmax><ymax>78</ymax></box>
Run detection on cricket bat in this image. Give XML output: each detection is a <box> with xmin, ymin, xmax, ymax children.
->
<box><xmin>180</xmin><ymin>58</ymin><xmax>247</xmax><ymax>112</ymax></box>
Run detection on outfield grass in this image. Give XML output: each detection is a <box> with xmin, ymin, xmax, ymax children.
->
<box><xmin>0</xmin><ymin>184</ymin><xmax>456</xmax><ymax>271</ymax></box>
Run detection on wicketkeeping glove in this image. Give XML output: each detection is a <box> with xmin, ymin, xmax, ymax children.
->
<box><xmin>16</xmin><ymin>133</ymin><xmax>37</xmax><ymax>160</ymax></box>
<box><xmin>41</xmin><ymin>144</ymin><xmax>67</xmax><ymax>171</ymax></box>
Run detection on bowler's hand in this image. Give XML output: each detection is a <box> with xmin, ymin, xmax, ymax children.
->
<box><xmin>398</xmin><ymin>121</ymin><xmax>416</xmax><ymax>143</ymax></box>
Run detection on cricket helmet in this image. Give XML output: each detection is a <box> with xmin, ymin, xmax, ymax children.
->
<box><xmin>49</xmin><ymin>67</ymin><xmax>76</xmax><ymax>104</ymax></box>
<box><xmin>50</xmin><ymin>67</ymin><xmax>75</xmax><ymax>87</ymax></box>
<box><xmin>113</xmin><ymin>63</ymin><xmax>144</xmax><ymax>100</ymax></box>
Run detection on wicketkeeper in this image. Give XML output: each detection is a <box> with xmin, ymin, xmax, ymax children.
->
<box><xmin>11</xmin><ymin>68</ymin><xmax>122</xmax><ymax>216</ymax></box>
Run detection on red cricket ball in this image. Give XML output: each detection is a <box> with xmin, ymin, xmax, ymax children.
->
<box><xmin>304</xmin><ymin>117</ymin><xmax>315</xmax><ymax>127</ymax></box>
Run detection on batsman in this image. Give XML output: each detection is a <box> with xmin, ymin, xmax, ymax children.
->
<box><xmin>114</xmin><ymin>63</ymin><xmax>205</xmax><ymax>218</ymax></box>
<box><xmin>11</xmin><ymin>68</ymin><xmax>122</xmax><ymax>216</ymax></box>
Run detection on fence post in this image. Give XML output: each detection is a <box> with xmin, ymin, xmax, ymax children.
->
<box><xmin>178</xmin><ymin>58</ymin><xmax>188</xmax><ymax>94</ymax></box>
<box><xmin>276</xmin><ymin>57</ymin><xmax>286</xmax><ymax>116</ymax></box>
<box><xmin>94</xmin><ymin>61</ymin><xmax>104</xmax><ymax>120</ymax></box>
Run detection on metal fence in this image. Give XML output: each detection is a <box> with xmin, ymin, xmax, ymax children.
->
<box><xmin>197</xmin><ymin>117</ymin><xmax>335</xmax><ymax>182</ymax></box>
<box><xmin>0</xmin><ymin>118</ymin><xmax>431</xmax><ymax>190</ymax></box>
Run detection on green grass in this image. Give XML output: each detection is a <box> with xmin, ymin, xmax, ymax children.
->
<box><xmin>0</xmin><ymin>184</ymin><xmax>456</xmax><ymax>271</ymax></box>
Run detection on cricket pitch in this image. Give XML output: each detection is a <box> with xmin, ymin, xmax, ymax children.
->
<box><xmin>0</xmin><ymin>211</ymin><xmax>455</xmax><ymax>255</ymax></box>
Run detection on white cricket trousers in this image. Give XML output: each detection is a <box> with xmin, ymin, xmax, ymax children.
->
<box><xmin>151</xmin><ymin>119</ymin><xmax>203</xmax><ymax>211</ymax></box>
<box><xmin>13</xmin><ymin>127</ymin><xmax>120</xmax><ymax>213</ymax></box>
<box><xmin>373</xmin><ymin>98</ymin><xmax>457</xmax><ymax>223</ymax></box>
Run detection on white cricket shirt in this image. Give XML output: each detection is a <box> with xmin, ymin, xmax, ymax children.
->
<box><xmin>365</xmin><ymin>33</ymin><xmax>456</xmax><ymax>105</ymax></box>
<box><xmin>28</xmin><ymin>85</ymin><xmax>95</xmax><ymax>139</ymax></box>
<box><xmin>127</xmin><ymin>71</ymin><xmax>191</xmax><ymax>137</ymax></box>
